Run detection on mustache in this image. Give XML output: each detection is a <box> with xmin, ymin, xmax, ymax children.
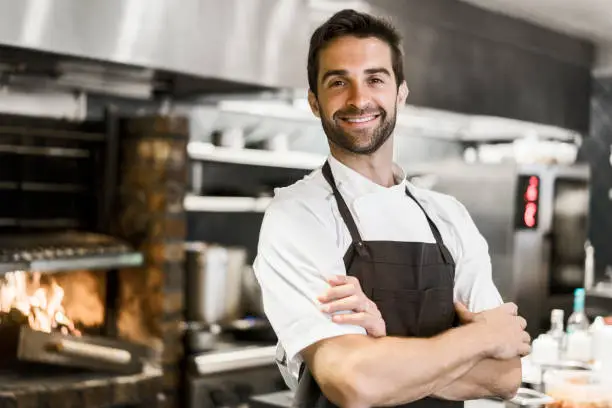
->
<box><xmin>334</xmin><ymin>106</ymin><xmax>385</xmax><ymax>118</ymax></box>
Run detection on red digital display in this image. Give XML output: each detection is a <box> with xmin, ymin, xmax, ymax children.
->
<box><xmin>521</xmin><ymin>176</ymin><xmax>540</xmax><ymax>229</ymax></box>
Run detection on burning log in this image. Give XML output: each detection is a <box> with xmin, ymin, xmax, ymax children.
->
<box><xmin>0</xmin><ymin>271</ymin><xmax>81</xmax><ymax>336</ymax></box>
<box><xmin>0</xmin><ymin>307</ymin><xmax>81</xmax><ymax>336</ymax></box>
<box><xmin>0</xmin><ymin>307</ymin><xmax>28</xmax><ymax>326</ymax></box>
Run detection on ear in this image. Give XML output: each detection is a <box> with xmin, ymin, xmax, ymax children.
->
<box><xmin>308</xmin><ymin>90</ymin><xmax>321</xmax><ymax>118</ymax></box>
<box><xmin>397</xmin><ymin>81</ymin><xmax>409</xmax><ymax>105</ymax></box>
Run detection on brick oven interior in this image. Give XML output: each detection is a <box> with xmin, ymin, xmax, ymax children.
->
<box><xmin>0</xmin><ymin>112</ymin><xmax>188</xmax><ymax>408</ymax></box>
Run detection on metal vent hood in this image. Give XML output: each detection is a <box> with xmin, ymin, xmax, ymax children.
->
<box><xmin>0</xmin><ymin>0</ymin><xmax>312</xmax><ymax>93</ymax></box>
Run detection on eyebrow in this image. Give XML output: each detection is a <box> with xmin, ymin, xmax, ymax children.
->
<box><xmin>320</xmin><ymin>67</ymin><xmax>392</xmax><ymax>83</ymax></box>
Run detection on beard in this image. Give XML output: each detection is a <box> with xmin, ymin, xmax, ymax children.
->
<box><xmin>319</xmin><ymin>103</ymin><xmax>397</xmax><ymax>155</ymax></box>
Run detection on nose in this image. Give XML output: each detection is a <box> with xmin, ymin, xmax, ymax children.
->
<box><xmin>346</xmin><ymin>83</ymin><xmax>370</xmax><ymax>110</ymax></box>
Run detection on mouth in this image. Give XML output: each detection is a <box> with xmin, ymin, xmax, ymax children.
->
<box><xmin>338</xmin><ymin>114</ymin><xmax>381</xmax><ymax>127</ymax></box>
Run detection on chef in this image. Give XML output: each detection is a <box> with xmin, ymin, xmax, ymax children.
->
<box><xmin>253</xmin><ymin>9</ymin><xmax>531</xmax><ymax>408</ymax></box>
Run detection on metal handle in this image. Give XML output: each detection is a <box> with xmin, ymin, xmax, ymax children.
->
<box><xmin>51</xmin><ymin>339</ymin><xmax>132</xmax><ymax>365</ymax></box>
<box><xmin>509</xmin><ymin>387</ymin><xmax>555</xmax><ymax>406</ymax></box>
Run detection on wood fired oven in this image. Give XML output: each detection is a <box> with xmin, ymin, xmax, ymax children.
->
<box><xmin>0</xmin><ymin>113</ymin><xmax>189</xmax><ymax>408</ymax></box>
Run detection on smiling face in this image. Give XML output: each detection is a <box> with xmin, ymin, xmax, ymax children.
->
<box><xmin>308</xmin><ymin>35</ymin><xmax>408</xmax><ymax>155</ymax></box>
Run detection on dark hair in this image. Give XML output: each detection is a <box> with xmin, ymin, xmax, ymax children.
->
<box><xmin>307</xmin><ymin>9</ymin><xmax>404</xmax><ymax>96</ymax></box>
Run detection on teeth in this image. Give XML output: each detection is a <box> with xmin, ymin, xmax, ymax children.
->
<box><xmin>344</xmin><ymin>116</ymin><xmax>376</xmax><ymax>123</ymax></box>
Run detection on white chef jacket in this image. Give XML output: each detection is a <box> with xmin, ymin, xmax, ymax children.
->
<box><xmin>253</xmin><ymin>155</ymin><xmax>503</xmax><ymax>390</ymax></box>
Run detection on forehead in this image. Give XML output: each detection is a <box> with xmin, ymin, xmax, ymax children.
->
<box><xmin>318</xmin><ymin>36</ymin><xmax>393</xmax><ymax>79</ymax></box>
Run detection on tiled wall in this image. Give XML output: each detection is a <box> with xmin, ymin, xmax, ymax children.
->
<box><xmin>579</xmin><ymin>76</ymin><xmax>612</xmax><ymax>282</ymax></box>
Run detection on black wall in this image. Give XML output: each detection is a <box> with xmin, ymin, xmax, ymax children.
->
<box><xmin>578</xmin><ymin>76</ymin><xmax>612</xmax><ymax>282</ymax></box>
<box><xmin>370</xmin><ymin>0</ymin><xmax>594</xmax><ymax>132</ymax></box>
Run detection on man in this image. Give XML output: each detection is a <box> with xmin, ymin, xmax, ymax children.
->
<box><xmin>253</xmin><ymin>9</ymin><xmax>531</xmax><ymax>408</ymax></box>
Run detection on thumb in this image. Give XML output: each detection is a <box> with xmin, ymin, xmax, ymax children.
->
<box><xmin>454</xmin><ymin>302</ymin><xmax>475</xmax><ymax>323</ymax></box>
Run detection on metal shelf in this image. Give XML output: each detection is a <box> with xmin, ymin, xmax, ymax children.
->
<box><xmin>187</xmin><ymin>142</ymin><xmax>325</xmax><ymax>170</ymax></box>
<box><xmin>0</xmin><ymin>252</ymin><xmax>144</xmax><ymax>275</ymax></box>
<box><xmin>0</xmin><ymin>232</ymin><xmax>144</xmax><ymax>275</ymax></box>
<box><xmin>184</xmin><ymin>195</ymin><xmax>272</xmax><ymax>213</ymax></box>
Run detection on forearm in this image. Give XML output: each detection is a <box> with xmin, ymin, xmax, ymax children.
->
<box><xmin>434</xmin><ymin>358</ymin><xmax>522</xmax><ymax>401</ymax></box>
<box><xmin>304</xmin><ymin>324</ymin><xmax>492</xmax><ymax>407</ymax></box>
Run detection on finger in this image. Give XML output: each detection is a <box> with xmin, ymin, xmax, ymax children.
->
<box><xmin>318</xmin><ymin>283</ymin><xmax>358</xmax><ymax>303</ymax></box>
<box><xmin>518</xmin><ymin>316</ymin><xmax>527</xmax><ymax>330</ymax></box>
<box><xmin>320</xmin><ymin>295</ymin><xmax>362</xmax><ymax>313</ymax></box>
<box><xmin>501</xmin><ymin>302</ymin><xmax>518</xmax><ymax>316</ymax></box>
<box><xmin>454</xmin><ymin>302</ymin><xmax>474</xmax><ymax>322</ymax></box>
<box><xmin>518</xmin><ymin>343</ymin><xmax>532</xmax><ymax>357</ymax></box>
<box><xmin>327</xmin><ymin>275</ymin><xmax>348</xmax><ymax>286</ymax></box>
<box><xmin>332</xmin><ymin>311</ymin><xmax>385</xmax><ymax>337</ymax></box>
<box><xmin>332</xmin><ymin>312</ymin><xmax>370</xmax><ymax>327</ymax></box>
<box><xmin>367</xmin><ymin>299</ymin><xmax>382</xmax><ymax>317</ymax></box>
<box><xmin>522</xmin><ymin>331</ymin><xmax>531</xmax><ymax>344</ymax></box>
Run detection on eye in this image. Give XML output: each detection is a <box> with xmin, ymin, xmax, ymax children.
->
<box><xmin>369</xmin><ymin>77</ymin><xmax>384</xmax><ymax>85</ymax></box>
<box><xmin>329</xmin><ymin>80</ymin><xmax>345</xmax><ymax>88</ymax></box>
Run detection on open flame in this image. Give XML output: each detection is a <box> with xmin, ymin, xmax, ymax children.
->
<box><xmin>0</xmin><ymin>271</ymin><xmax>81</xmax><ymax>336</ymax></box>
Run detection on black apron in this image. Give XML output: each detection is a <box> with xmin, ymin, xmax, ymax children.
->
<box><xmin>292</xmin><ymin>161</ymin><xmax>464</xmax><ymax>408</ymax></box>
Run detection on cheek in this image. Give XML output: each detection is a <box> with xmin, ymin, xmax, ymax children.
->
<box><xmin>318</xmin><ymin>100</ymin><xmax>340</xmax><ymax>120</ymax></box>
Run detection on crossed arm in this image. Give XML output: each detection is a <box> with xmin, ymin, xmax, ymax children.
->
<box><xmin>434</xmin><ymin>357</ymin><xmax>522</xmax><ymax>401</ymax></box>
<box><xmin>302</xmin><ymin>276</ymin><xmax>528</xmax><ymax>408</ymax></box>
<box><xmin>302</xmin><ymin>324</ymin><xmax>524</xmax><ymax>408</ymax></box>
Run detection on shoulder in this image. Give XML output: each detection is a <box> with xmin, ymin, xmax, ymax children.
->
<box><xmin>259</xmin><ymin>169</ymin><xmax>336</xmax><ymax>242</ymax></box>
<box><xmin>270</xmin><ymin>168</ymin><xmax>331</xmax><ymax>210</ymax></box>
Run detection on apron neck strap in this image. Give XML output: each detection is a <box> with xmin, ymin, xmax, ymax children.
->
<box><xmin>405</xmin><ymin>186</ymin><xmax>452</xmax><ymax>264</ymax></box>
<box><xmin>322</xmin><ymin>161</ymin><xmax>364</xmax><ymax>245</ymax></box>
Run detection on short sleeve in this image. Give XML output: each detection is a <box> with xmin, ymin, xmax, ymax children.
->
<box><xmin>253</xmin><ymin>198</ymin><xmax>366</xmax><ymax>368</ymax></box>
<box><xmin>447</xmin><ymin>197</ymin><xmax>504</xmax><ymax>313</ymax></box>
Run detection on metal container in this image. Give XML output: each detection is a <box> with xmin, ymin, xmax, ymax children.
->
<box><xmin>185</xmin><ymin>242</ymin><xmax>247</xmax><ymax>326</ymax></box>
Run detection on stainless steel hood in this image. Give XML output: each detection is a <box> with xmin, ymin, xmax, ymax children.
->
<box><xmin>0</xmin><ymin>0</ymin><xmax>311</xmax><ymax>90</ymax></box>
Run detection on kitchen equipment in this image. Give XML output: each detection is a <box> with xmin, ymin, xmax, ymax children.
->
<box><xmin>408</xmin><ymin>161</ymin><xmax>590</xmax><ymax>336</ymax></box>
<box><xmin>241</xmin><ymin>265</ymin><xmax>265</xmax><ymax>318</ymax></box>
<box><xmin>221</xmin><ymin>317</ymin><xmax>277</xmax><ymax>343</ymax></box>
<box><xmin>185</xmin><ymin>243</ymin><xmax>247</xmax><ymax>326</ymax></box>
<box><xmin>186</xmin><ymin>343</ymin><xmax>285</xmax><ymax>408</ymax></box>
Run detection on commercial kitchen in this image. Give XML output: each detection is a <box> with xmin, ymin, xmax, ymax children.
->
<box><xmin>0</xmin><ymin>1</ymin><xmax>610</xmax><ymax>408</ymax></box>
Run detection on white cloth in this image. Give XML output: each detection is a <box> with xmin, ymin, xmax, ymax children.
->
<box><xmin>253</xmin><ymin>155</ymin><xmax>503</xmax><ymax>390</ymax></box>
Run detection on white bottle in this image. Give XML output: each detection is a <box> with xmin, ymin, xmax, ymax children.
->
<box><xmin>547</xmin><ymin>309</ymin><xmax>565</xmax><ymax>356</ymax></box>
<box><xmin>532</xmin><ymin>334</ymin><xmax>560</xmax><ymax>365</ymax></box>
<box><xmin>592</xmin><ymin>323</ymin><xmax>612</xmax><ymax>380</ymax></box>
<box><xmin>565</xmin><ymin>330</ymin><xmax>592</xmax><ymax>362</ymax></box>
<box><xmin>567</xmin><ymin>288</ymin><xmax>589</xmax><ymax>333</ymax></box>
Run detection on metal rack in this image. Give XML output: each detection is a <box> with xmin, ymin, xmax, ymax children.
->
<box><xmin>0</xmin><ymin>113</ymin><xmax>144</xmax><ymax>275</ymax></box>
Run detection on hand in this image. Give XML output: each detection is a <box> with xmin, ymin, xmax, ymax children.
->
<box><xmin>317</xmin><ymin>275</ymin><xmax>386</xmax><ymax>338</ymax></box>
<box><xmin>455</xmin><ymin>302</ymin><xmax>531</xmax><ymax>360</ymax></box>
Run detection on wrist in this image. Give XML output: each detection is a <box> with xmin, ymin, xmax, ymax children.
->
<box><xmin>467</xmin><ymin>322</ymin><xmax>497</xmax><ymax>358</ymax></box>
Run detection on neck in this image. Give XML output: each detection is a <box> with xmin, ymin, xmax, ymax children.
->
<box><xmin>329</xmin><ymin>135</ymin><xmax>396</xmax><ymax>187</ymax></box>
